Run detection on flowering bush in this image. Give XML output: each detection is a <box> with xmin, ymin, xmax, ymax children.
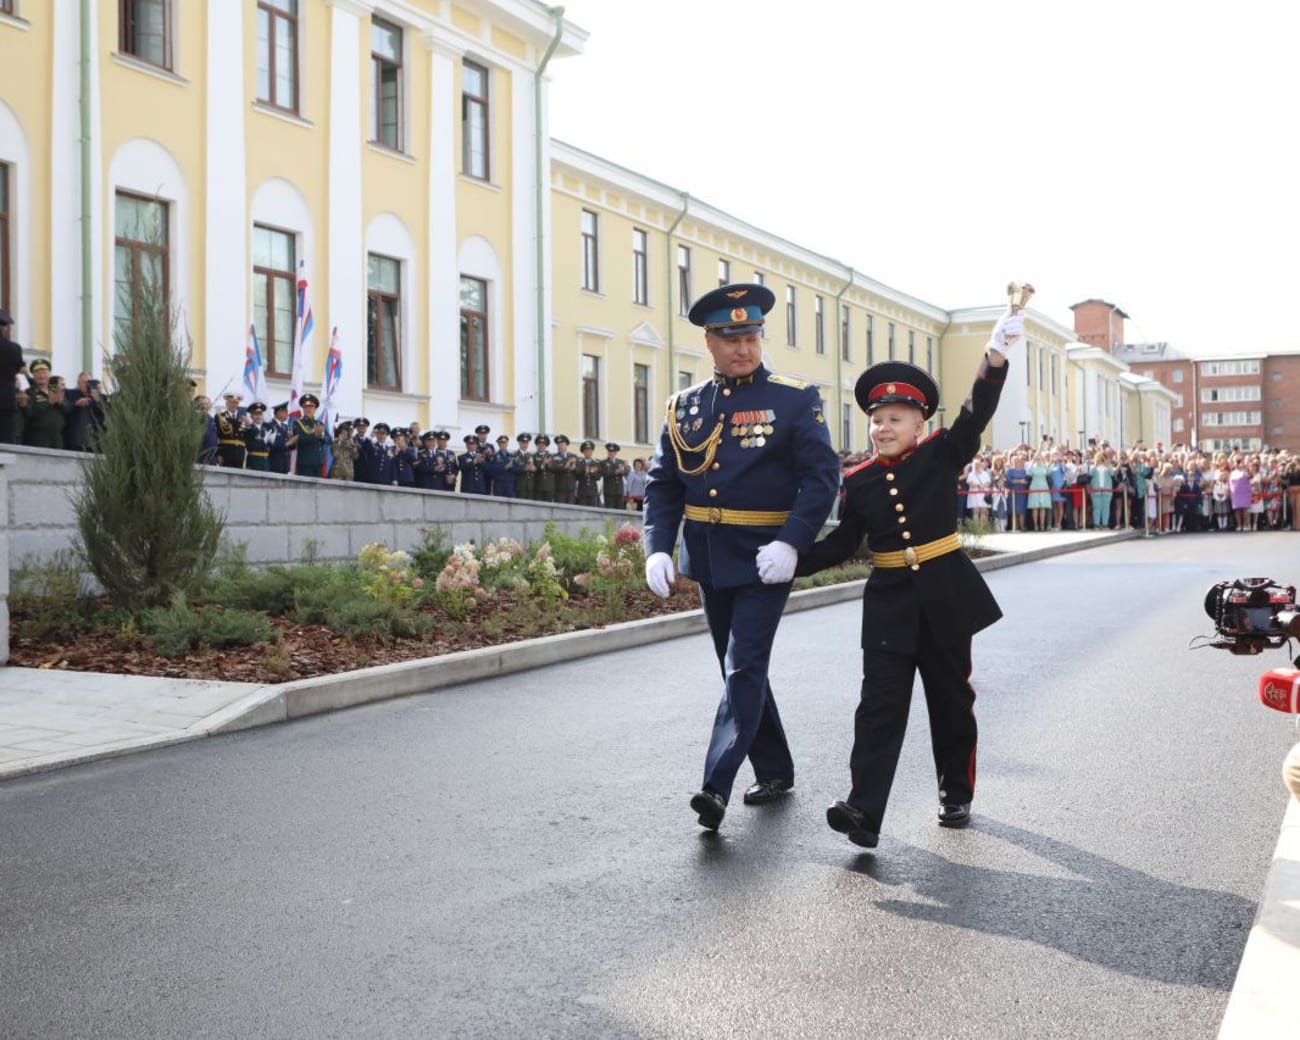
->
<box><xmin>435</xmin><ymin>543</ymin><xmax>483</xmax><ymax>594</ymax></box>
<box><xmin>357</xmin><ymin>543</ymin><xmax>425</xmax><ymax>606</ymax></box>
<box><xmin>522</xmin><ymin>542</ymin><xmax>568</xmax><ymax>604</ymax></box>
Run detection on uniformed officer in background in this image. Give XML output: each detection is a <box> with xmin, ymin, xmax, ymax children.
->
<box><xmin>244</xmin><ymin>402</ymin><xmax>271</xmax><ymax>470</ymax></box>
<box><xmin>796</xmin><ymin>305</ymin><xmax>1023</xmax><ymax>850</ymax></box>
<box><xmin>532</xmin><ymin>434</ymin><xmax>556</xmax><ymax>502</ymax></box>
<box><xmin>551</xmin><ymin>434</ymin><xmax>577</xmax><ymax>504</ymax></box>
<box><xmin>433</xmin><ymin>430</ymin><xmax>459</xmax><ymax>492</ymax></box>
<box><xmin>488</xmin><ymin>433</ymin><xmax>521</xmax><ymax>498</ymax></box>
<box><xmin>414</xmin><ymin>431</ymin><xmax>439</xmax><ymax>490</ymax></box>
<box><xmin>20</xmin><ymin>358</ymin><xmax>70</xmax><ymax>449</ymax></box>
<box><xmin>458</xmin><ymin>433</ymin><xmax>489</xmax><ymax>495</ymax></box>
<box><xmin>575</xmin><ymin>440</ymin><xmax>603</xmax><ymax>506</ymax></box>
<box><xmin>266</xmin><ymin>403</ymin><xmax>292</xmax><ymax>474</ymax></box>
<box><xmin>602</xmin><ymin>442</ymin><xmax>629</xmax><ymax>511</ymax></box>
<box><xmin>215</xmin><ymin>391</ymin><xmax>250</xmax><ymax>468</ymax></box>
<box><xmin>515</xmin><ymin>433</ymin><xmax>535</xmax><ymax>500</ymax></box>
<box><xmin>290</xmin><ymin>393</ymin><xmax>328</xmax><ymax>477</ymax></box>
<box><xmin>643</xmin><ymin>283</ymin><xmax>841</xmax><ymax>831</ymax></box>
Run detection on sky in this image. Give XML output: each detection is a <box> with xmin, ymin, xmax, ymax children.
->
<box><xmin>547</xmin><ymin>0</ymin><xmax>1300</xmax><ymax>357</ymax></box>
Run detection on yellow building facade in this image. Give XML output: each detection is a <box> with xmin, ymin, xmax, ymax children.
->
<box><xmin>1</xmin><ymin>1</ymin><xmax>1144</xmax><ymax>453</ymax></box>
<box><xmin>0</xmin><ymin>0</ymin><xmax>584</xmax><ymax>437</ymax></box>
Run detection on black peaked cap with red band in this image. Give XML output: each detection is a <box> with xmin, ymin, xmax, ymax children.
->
<box><xmin>854</xmin><ymin>361</ymin><xmax>940</xmax><ymax>420</ymax></box>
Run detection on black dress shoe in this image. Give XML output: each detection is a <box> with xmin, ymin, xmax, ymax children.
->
<box><xmin>742</xmin><ymin>778</ymin><xmax>794</xmax><ymax>805</ymax></box>
<box><xmin>938</xmin><ymin>803</ymin><xmax>971</xmax><ymax>828</ymax></box>
<box><xmin>826</xmin><ymin>800</ymin><xmax>879</xmax><ymax>849</ymax></box>
<box><xmin>690</xmin><ymin>789</ymin><xmax>726</xmax><ymax>830</ymax></box>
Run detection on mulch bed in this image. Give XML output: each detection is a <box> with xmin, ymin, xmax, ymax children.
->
<box><xmin>8</xmin><ymin>582</ymin><xmax>712</xmax><ymax>684</ymax></box>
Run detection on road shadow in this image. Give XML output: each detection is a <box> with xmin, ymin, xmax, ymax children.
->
<box><xmin>863</xmin><ymin>817</ymin><xmax>1255</xmax><ymax>990</ymax></box>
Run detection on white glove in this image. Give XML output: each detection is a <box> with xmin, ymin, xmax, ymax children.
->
<box><xmin>645</xmin><ymin>552</ymin><xmax>676</xmax><ymax>598</ymax></box>
<box><xmin>755</xmin><ymin>541</ymin><xmax>798</xmax><ymax>585</ymax></box>
<box><xmin>987</xmin><ymin>308</ymin><xmax>1026</xmax><ymax>357</ymax></box>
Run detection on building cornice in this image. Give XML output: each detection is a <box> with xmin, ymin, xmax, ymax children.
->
<box><xmin>324</xmin><ymin>0</ymin><xmax>374</xmax><ymax>17</ymax></box>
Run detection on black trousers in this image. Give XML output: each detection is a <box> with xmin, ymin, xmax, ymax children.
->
<box><xmin>850</xmin><ymin>623</ymin><xmax>977</xmax><ymax>831</ymax></box>
<box><xmin>0</xmin><ymin>409</ymin><xmax>16</xmax><ymax>445</ymax></box>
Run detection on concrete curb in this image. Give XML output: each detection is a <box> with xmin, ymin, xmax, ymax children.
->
<box><xmin>1218</xmin><ymin>795</ymin><xmax>1300</xmax><ymax>1039</ymax></box>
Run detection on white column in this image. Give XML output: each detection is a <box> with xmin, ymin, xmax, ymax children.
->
<box><xmin>510</xmin><ymin>63</ymin><xmax>549</xmax><ymax>435</ymax></box>
<box><xmin>326</xmin><ymin>0</ymin><xmax>371</xmax><ymax>419</ymax></box>
<box><xmin>49</xmin><ymin>0</ymin><xmax>100</xmax><ymax>376</ymax></box>
<box><xmin>204</xmin><ymin>0</ymin><xmax>248</xmax><ymax>396</ymax></box>
<box><xmin>423</xmin><ymin>34</ymin><xmax>462</xmax><ymax>429</ymax></box>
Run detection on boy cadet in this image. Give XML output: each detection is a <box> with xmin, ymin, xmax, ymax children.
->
<box><xmin>643</xmin><ymin>283</ymin><xmax>841</xmax><ymax>831</ymax></box>
<box><xmin>602</xmin><ymin>443</ymin><xmax>629</xmax><ymax>511</ymax></box>
<box><xmin>796</xmin><ymin>304</ymin><xmax>1024</xmax><ymax>849</ymax></box>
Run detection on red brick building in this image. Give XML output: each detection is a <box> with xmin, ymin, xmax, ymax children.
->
<box><xmin>1074</xmin><ymin>299</ymin><xmax>1300</xmax><ymax>452</ymax></box>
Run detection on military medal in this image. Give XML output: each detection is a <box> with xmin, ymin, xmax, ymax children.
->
<box><xmin>691</xmin><ymin>417</ymin><xmax>703</xmax><ymax>431</ymax></box>
<box><xmin>755</xmin><ymin>435</ymin><xmax>766</xmax><ymax>446</ymax></box>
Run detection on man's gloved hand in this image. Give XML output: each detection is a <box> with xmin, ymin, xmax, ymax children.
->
<box><xmin>645</xmin><ymin>552</ymin><xmax>676</xmax><ymax>598</ymax></box>
<box><xmin>755</xmin><ymin>541</ymin><xmax>798</xmax><ymax>585</ymax></box>
<box><xmin>987</xmin><ymin>308</ymin><xmax>1026</xmax><ymax>358</ymax></box>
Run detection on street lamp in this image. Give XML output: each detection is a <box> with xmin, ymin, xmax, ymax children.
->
<box><xmin>1018</xmin><ymin>420</ymin><xmax>1029</xmax><ymax>447</ymax></box>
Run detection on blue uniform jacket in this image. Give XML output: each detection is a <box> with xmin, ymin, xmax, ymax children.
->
<box><xmin>644</xmin><ymin>365</ymin><xmax>840</xmax><ymax>589</ymax></box>
<box><xmin>487</xmin><ymin>449</ymin><xmax>521</xmax><ymax>497</ymax></box>
<box><xmin>458</xmin><ymin>450</ymin><xmax>489</xmax><ymax>494</ymax></box>
<box><xmin>394</xmin><ymin>446</ymin><xmax>416</xmax><ymax>487</ymax></box>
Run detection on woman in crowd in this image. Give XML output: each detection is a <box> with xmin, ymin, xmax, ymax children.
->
<box><xmin>1247</xmin><ymin>460</ymin><xmax>1264</xmax><ymax>532</ymax></box>
<box><xmin>967</xmin><ymin>455</ymin><xmax>992</xmax><ymax>525</ymax></box>
<box><xmin>1047</xmin><ymin>451</ymin><xmax>1067</xmax><ymax>530</ymax></box>
<box><xmin>1229</xmin><ymin>455</ymin><xmax>1252</xmax><ymax>532</ymax></box>
<box><xmin>1089</xmin><ymin>451</ymin><xmax>1112</xmax><ymax>530</ymax></box>
<box><xmin>1027</xmin><ymin>450</ymin><xmax>1051</xmax><ymax>532</ymax></box>
<box><xmin>625</xmin><ymin>457</ymin><xmax>648</xmax><ymax>511</ymax></box>
<box><xmin>1006</xmin><ymin>450</ymin><xmax>1029</xmax><ymax>531</ymax></box>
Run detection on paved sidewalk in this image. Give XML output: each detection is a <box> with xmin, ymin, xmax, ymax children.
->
<box><xmin>0</xmin><ymin>670</ymin><xmax>267</xmax><ymax>777</ymax></box>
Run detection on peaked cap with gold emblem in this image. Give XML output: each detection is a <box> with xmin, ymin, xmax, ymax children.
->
<box><xmin>687</xmin><ymin>282</ymin><xmax>776</xmax><ymax>338</ymax></box>
<box><xmin>854</xmin><ymin>361</ymin><xmax>940</xmax><ymax>419</ymax></box>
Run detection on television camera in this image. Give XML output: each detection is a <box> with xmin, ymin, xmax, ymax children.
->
<box><xmin>1199</xmin><ymin>578</ymin><xmax>1300</xmax><ymax>715</ymax></box>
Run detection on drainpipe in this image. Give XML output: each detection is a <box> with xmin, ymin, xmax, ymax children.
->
<box><xmin>534</xmin><ymin>6</ymin><xmax>564</xmax><ymax>431</ymax></box>
<box><xmin>665</xmin><ymin>193</ymin><xmax>688</xmax><ymax>392</ymax></box>
<box><xmin>833</xmin><ymin>267</ymin><xmax>853</xmax><ymax>447</ymax></box>
<box><xmin>80</xmin><ymin>0</ymin><xmax>93</xmax><ymax>371</ymax></box>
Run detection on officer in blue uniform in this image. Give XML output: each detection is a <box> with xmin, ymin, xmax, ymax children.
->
<box><xmin>370</xmin><ymin>422</ymin><xmax>396</xmax><ymax>485</ymax></box>
<box><xmin>414</xmin><ymin>431</ymin><xmax>439</xmax><ymax>490</ymax></box>
<box><xmin>433</xmin><ymin>430</ymin><xmax>459</xmax><ymax>492</ymax></box>
<box><xmin>644</xmin><ymin>283</ymin><xmax>841</xmax><ymax>831</ymax></box>
<box><xmin>797</xmin><ymin>307</ymin><xmax>1022</xmax><ymax>849</ymax></box>
<box><xmin>458</xmin><ymin>433</ymin><xmax>489</xmax><ymax>495</ymax></box>
<box><xmin>266</xmin><ymin>402</ymin><xmax>292</xmax><ymax>474</ymax></box>
<box><xmin>487</xmin><ymin>434</ymin><xmax>520</xmax><ymax>497</ymax></box>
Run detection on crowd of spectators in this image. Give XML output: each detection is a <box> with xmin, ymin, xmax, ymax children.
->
<box><xmin>837</xmin><ymin>439</ymin><xmax>1300</xmax><ymax>533</ymax></box>
<box><xmin>4</xmin><ymin>311</ymin><xmax>1295</xmax><ymax>530</ymax></box>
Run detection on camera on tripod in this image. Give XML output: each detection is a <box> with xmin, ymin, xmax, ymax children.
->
<box><xmin>1203</xmin><ymin>578</ymin><xmax>1299</xmax><ymax>656</ymax></box>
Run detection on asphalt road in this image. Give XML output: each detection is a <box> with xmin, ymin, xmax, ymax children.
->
<box><xmin>3</xmin><ymin>533</ymin><xmax>1299</xmax><ymax>1039</ymax></box>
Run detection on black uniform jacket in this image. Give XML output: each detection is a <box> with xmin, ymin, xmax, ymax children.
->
<box><xmin>797</xmin><ymin>356</ymin><xmax>1008</xmax><ymax>654</ymax></box>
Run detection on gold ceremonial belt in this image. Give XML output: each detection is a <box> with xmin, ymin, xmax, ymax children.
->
<box><xmin>871</xmin><ymin>532</ymin><xmax>962</xmax><ymax>571</ymax></box>
<box><xmin>684</xmin><ymin>505</ymin><xmax>790</xmax><ymax>526</ymax></box>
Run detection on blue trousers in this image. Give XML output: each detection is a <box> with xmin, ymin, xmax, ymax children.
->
<box><xmin>699</xmin><ymin>580</ymin><xmax>795</xmax><ymax>802</ymax></box>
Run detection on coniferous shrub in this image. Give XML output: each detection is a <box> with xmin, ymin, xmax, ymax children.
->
<box><xmin>73</xmin><ymin>252</ymin><xmax>224</xmax><ymax>609</ymax></box>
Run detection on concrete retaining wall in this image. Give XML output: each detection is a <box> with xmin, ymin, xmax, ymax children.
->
<box><xmin>2</xmin><ymin>443</ymin><xmax>643</xmax><ymax>573</ymax></box>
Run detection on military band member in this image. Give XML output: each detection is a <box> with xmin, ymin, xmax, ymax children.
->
<box><xmin>515</xmin><ymin>432</ymin><xmax>535</xmax><ymax>500</ymax></box>
<box><xmin>458</xmin><ymin>433</ymin><xmax>489</xmax><ymax>495</ymax></box>
<box><xmin>244</xmin><ymin>402</ymin><xmax>271</xmax><ymax>470</ymax></box>
<box><xmin>551</xmin><ymin>434</ymin><xmax>577</xmax><ymax>504</ymax></box>
<box><xmin>644</xmin><ymin>283</ymin><xmax>841</xmax><ymax>831</ymax></box>
<box><xmin>215</xmin><ymin>391</ymin><xmax>251</xmax><ymax>468</ymax></box>
<box><xmin>266</xmin><ymin>403</ymin><xmax>292</xmax><ymax>474</ymax></box>
<box><xmin>532</xmin><ymin>434</ymin><xmax>557</xmax><ymax>502</ymax></box>
<box><xmin>432</xmin><ymin>430</ymin><xmax>459</xmax><ymax>491</ymax></box>
<box><xmin>601</xmin><ymin>442</ymin><xmax>629</xmax><ymax>511</ymax></box>
<box><xmin>798</xmin><ymin>306</ymin><xmax>1022</xmax><ymax>850</ymax></box>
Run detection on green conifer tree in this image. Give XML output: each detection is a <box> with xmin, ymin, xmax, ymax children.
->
<box><xmin>74</xmin><ymin>258</ymin><xmax>224</xmax><ymax>609</ymax></box>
